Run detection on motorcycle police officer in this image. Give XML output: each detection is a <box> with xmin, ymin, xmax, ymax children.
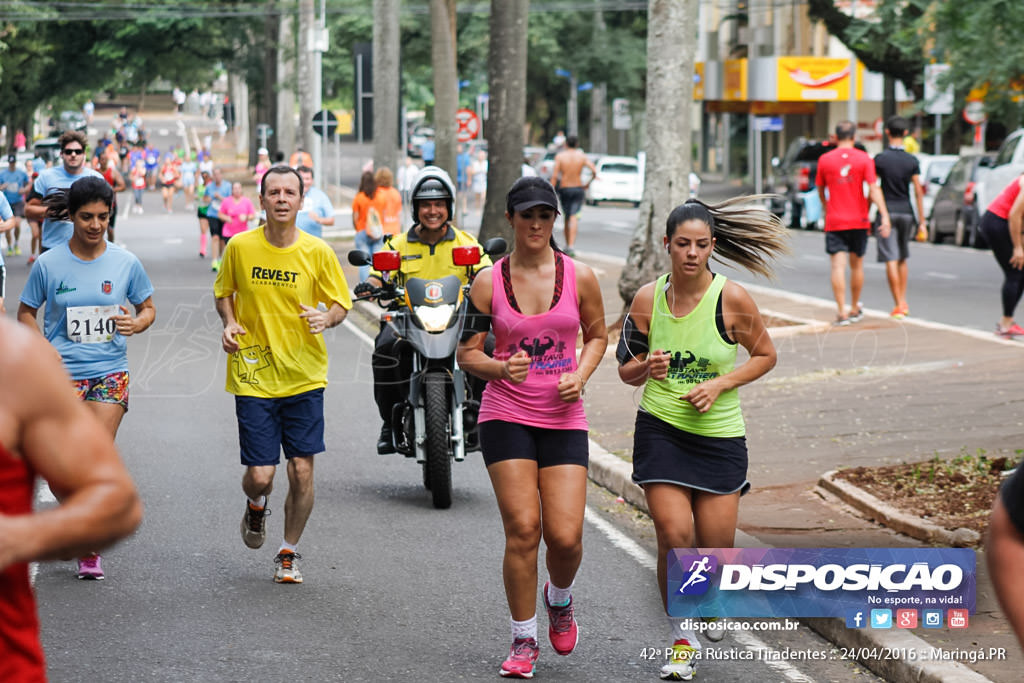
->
<box><xmin>354</xmin><ymin>167</ymin><xmax>493</xmax><ymax>454</ymax></box>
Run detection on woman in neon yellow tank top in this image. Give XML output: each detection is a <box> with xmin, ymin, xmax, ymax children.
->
<box><xmin>617</xmin><ymin>197</ymin><xmax>788</xmax><ymax>681</ymax></box>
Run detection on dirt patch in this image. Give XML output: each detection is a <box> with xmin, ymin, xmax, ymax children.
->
<box><xmin>833</xmin><ymin>450</ymin><xmax>1020</xmax><ymax>542</ymax></box>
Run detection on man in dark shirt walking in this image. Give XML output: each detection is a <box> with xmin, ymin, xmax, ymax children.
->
<box><xmin>874</xmin><ymin>116</ymin><xmax>925</xmax><ymax>319</ymax></box>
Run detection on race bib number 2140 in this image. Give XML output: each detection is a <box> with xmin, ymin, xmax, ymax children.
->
<box><xmin>66</xmin><ymin>305</ymin><xmax>119</xmax><ymax>343</ymax></box>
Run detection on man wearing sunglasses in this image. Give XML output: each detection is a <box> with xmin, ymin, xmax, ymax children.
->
<box><xmin>25</xmin><ymin>131</ymin><xmax>104</xmax><ymax>253</ymax></box>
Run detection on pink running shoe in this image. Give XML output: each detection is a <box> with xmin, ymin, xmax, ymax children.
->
<box><xmin>543</xmin><ymin>581</ymin><xmax>579</xmax><ymax>655</ymax></box>
<box><xmin>499</xmin><ymin>637</ymin><xmax>539</xmax><ymax>679</ymax></box>
<box><xmin>77</xmin><ymin>555</ymin><xmax>104</xmax><ymax>580</ymax></box>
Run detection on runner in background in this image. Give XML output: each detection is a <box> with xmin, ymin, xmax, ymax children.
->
<box><xmin>17</xmin><ymin>176</ymin><xmax>155</xmax><ymax>581</ymax></box>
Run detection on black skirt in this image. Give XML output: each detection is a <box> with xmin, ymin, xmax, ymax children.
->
<box><xmin>631</xmin><ymin>410</ymin><xmax>750</xmax><ymax>495</ymax></box>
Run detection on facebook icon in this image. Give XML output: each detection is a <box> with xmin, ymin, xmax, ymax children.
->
<box><xmin>845</xmin><ymin>610</ymin><xmax>866</xmax><ymax>629</ymax></box>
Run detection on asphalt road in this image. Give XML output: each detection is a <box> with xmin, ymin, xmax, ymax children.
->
<box><xmin>6</xmin><ymin>191</ymin><xmax>882</xmax><ymax>682</ymax></box>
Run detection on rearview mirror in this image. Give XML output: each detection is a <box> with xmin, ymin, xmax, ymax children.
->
<box><xmin>483</xmin><ymin>237</ymin><xmax>507</xmax><ymax>257</ymax></box>
<box><xmin>347</xmin><ymin>250</ymin><xmax>371</xmax><ymax>266</ymax></box>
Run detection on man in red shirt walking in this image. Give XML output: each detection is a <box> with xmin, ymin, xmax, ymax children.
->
<box><xmin>816</xmin><ymin>121</ymin><xmax>891</xmax><ymax>325</ymax></box>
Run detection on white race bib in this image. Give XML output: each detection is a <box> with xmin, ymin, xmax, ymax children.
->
<box><xmin>66</xmin><ymin>305</ymin><xmax>119</xmax><ymax>343</ymax></box>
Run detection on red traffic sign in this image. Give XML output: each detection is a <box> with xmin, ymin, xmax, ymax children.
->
<box><xmin>962</xmin><ymin>101</ymin><xmax>987</xmax><ymax>126</ymax></box>
<box><xmin>455</xmin><ymin>108</ymin><xmax>480</xmax><ymax>142</ymax></box>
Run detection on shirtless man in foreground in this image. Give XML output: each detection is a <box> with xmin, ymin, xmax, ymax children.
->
<box><xmin>551</xmin><ymin>135</ymin><xmax>597</xmax><ymax>256</ymax></box>
<box><xmin>0</xmin><ymin>317</ymin><xmax>142</xmax><ymax>680</ymax></box>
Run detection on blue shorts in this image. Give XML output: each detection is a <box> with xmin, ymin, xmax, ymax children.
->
<box><xmin>478</xmin><ymin>420</ymin><xmax>589</xmax><ymax>469</ymax></box>
<box><xmin>235</xmin><ymin>388</ymin><xmax>325</xmax><ymax>466</ymax></box>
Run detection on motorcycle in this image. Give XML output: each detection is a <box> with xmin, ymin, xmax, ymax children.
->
<box><xmin>348</xmin><ymin>237</ymin><xmax>505</xmax><ymax>509</ymax></box>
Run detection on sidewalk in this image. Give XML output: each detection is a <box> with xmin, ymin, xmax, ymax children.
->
<box><xmin>576</xmin><ymin>250</ymin><xmax>1020</xmax><ymax>683</ymax></box>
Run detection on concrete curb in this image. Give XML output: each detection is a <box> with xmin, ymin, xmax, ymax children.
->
<box><xmin>819</xmin><ymin>470</ymin><xmax>981</xmax><ymax>547</ymax></box>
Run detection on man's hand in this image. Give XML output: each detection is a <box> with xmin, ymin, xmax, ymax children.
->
<box><xmin>222</xmin><ymin>322</ymin><xmax>246</xmax><ymax>353</ymax></box>
<box><xmin>354</xmin><ymin>282</ymin><xmax>375</xmax><ymax>299</ymax></box>
<box><xmin>299</xmin><ymin>304</ymin><xmax>330</xmax><ymax>335</ymax></box>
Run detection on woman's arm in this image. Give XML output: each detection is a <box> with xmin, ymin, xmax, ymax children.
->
<box><xmin>617</xmin><ymin>283</ymin><xmax>669</xmax><ymax>386</ymax></box>
<box><xmin>682</xmin><ymin>282</ymin><xmax>776</xmax><ymax>413</ymax></box>
<box><xmin>1006</xmin><ymin>176</ymin><xmax>1024</xmax><ymax>269</ymax></box>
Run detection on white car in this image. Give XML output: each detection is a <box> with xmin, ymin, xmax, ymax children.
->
<box><xmin>916</xmin><ymin>153</ymin><xmax>958</xmax><ymax>220</ymax></box>
<box><xmin>586</xmin><ymin>156</ymin><xmax>642</xmax><ymax>206</ymax></box>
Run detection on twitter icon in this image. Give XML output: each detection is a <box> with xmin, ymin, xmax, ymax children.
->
<box><xmin>871</xmin><ymin>609</ymin><xmax>893</xmax><ymax>629</ymax></box>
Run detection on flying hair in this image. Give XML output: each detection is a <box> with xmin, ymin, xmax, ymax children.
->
<box><xmin>44</xmin><ymin>176</ymin><xmax>114</xmax><ymax>221</ymax></box>
<box><xmin>667</xmin><ymin>195</ymin><xmax>790</xmax><ymax>280</ymax></box>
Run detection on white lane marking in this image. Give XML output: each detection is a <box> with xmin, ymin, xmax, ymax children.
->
<box><xmin>30</xmin><ymin>483</ymin><xmax>58</xmax><ymax>586</ymax></box>
<box><xmin>343</xmin><ymin>317</ymin><xmax>377</xmax><ymax>347</ymax></box>
<box><xmin>583</xmin><ymin>506</ymin><xmax>656</xmax><ymax>571</ymax></box>
<box><xmin>164</xmin><ymin>238</ymin><xmax>183</xmax><ymax>245</ymax></box>
<box><xmin>343</xmin><ymin>309</ymin><xmax>817</xmax><ymax>680</ymax></box>
<box><xmin>925</xmin><ymin>271</ymin><xmax>957</xmax><ymax>280</ymax></box>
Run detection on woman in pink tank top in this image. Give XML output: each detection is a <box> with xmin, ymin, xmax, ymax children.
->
<box><xmin>457</xmin><ymin>177</ymin><xmax>607</xmax><ymax>678</ymax></box>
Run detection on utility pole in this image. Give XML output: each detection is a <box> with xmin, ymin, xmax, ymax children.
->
<box><xmin>298</xmin><ymin>0</ymin><xmax>314</xmax><ymax>160</ymax></box>
<box><xmin>589</xmin><ymin>1</ymin><xmax>607</xmax><ymax>154</ymax></box>
<box><xmin>276</xmin><ymin>7</ymin><xmax>296</xmax><ymax>159</ymax></box>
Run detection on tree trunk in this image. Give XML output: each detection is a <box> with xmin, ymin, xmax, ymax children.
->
<box><xmin>589</xmin><ymin>3</ymin><xmax>607</xmax><ymax>154</ymax></box>
<box><xmin>230</xmin><ymin>72</ymin><xmax>251</xmax><ymax>158</ymax></box>
<box><xmin>616</xmin><ymin>0</ymin><xmax>697</xmax><ymax>309</ymax></box>
<box><xmin>277</xmin><ymin>10</ymin><xmax>297</xmax><ymax>160</ymax></box>
<box><xmin>297</xmin><ymin>0</ymin><xmax>315</xmax><ymax>157</ymax></box>
<box><xmin>479</xmin><ymin>0</ymin><xmax>529</xmax><ymax>247</ymax></box>
<box><xmin>430</xmin><ymin>0</ymin><xmax>458</xmax><ymax>179</ymax></box>
<box><xmin>374</xmin><ymin>0</ymin><xmax>401</xmax><ymax>175</ymax></box>
<box><xmin>261</xmin><ymin>1</ymin><xmax>280</xmax><ymax>162</ymax></box>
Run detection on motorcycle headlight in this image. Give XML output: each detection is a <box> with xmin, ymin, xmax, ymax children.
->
<box><xmin>414</xmin><ymin>304</ymin><xmax>455</xmax><ymax>332</ymax></box>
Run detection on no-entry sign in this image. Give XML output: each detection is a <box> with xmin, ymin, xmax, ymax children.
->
<box><xmin>456</xmin><ymin>108</ymin><xmax>480</xmax><ymax>142</ymax></box>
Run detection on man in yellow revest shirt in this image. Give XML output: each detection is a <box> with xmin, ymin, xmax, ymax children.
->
<box><xmin>214</xmin><ymin>166</ymin><xmax>351</xmax><ymax>584</ymax></box>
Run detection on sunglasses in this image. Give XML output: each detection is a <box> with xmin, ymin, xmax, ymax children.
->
<box><xmin>62</xmin><ymin>148</ymin><xmax>85</xmax><ymax>156</ymax></box>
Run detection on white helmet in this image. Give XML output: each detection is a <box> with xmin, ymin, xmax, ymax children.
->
<box><xmin>411</xmin><ymin>165</ymin><xmax>457</xmax><ymax>223</ymax></box>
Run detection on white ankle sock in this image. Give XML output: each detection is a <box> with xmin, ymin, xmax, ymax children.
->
<box><xmin>669</xmin><ymin>617</ymin><xmax>701</xmax><ymax>648</ymax></box>
<box><xmin>511</xmin><ymin>615</ymin><xmax>537</xmax><ymax>641</ymax></box>
<box><xmin>546</xmin><ymin>579</ymin><xmax>573</xmax><ymax>607</ymax></box>
<box><xmin>247</xmin><ymin>495</ymin><xmax>266</xmax><ymax>508</ymax></box>
<box><xmin>278</xmin><ymin>541</ymin><xmax>297</xmax><ymax>554</ymax></box>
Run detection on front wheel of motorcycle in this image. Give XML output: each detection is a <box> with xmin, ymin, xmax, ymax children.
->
<box><xmin>424</xmin><ymin>372</ymin><xmax>453</xmax><ymax>509</ymax></box>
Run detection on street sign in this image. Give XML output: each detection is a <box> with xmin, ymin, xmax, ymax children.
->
<box><xmin>962</xmin><ymin>100</ymin><xmax>987</xmax><ymax>125</ymax></box>
<box><xmin>312</xmin><ymin>109</ymin><xmax>338</xmax><ymax>138</ymax></box>
<box><xmin>923</xmin><ymin>64</ymin><xmax>954</xmax><ymax>116</ymax></box>
<box><xmin>455</xmin><ymin>108</ymin><xmax>480</xmax><ymax>142</ymax></box>
<box><xmin>612</xmin><ymin>98</ymin><xmax>631</xmax><ymax>131</ymax></box>
<box><xmin>754</xmin><ymin>116</ymin><xmax>783</xmax><ymax>132</ymax></box>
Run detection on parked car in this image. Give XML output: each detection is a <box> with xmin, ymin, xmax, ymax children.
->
<box><xmin>585</xmin><ymin>155</ymin><xmax>642</xmax><ymax>206</ymax></box>
<box><xmin>928</xmin><ymin>153</ymin><xmax>993</xmax><ymax>247</ymax></box>
<box><xmin>916</xmin><ymin>153</ymin><xmax>958</xmax><ymax>221</ymax></box>
<box><xmin>536</xmin><ymin>150</ymin><xmax>556</xmax><ymax>179</ymax></box>
<box><xmin>769</xmin><ymin>137</ymin><xmax>843</xmax><ymax>229</ymax></box>
<box><xmin>49</xmin><ymin>110</ymin><xmax>87</xmax><ymax>136</ymax></box>
<box><xmin>974</xmin><ymin>128</ymin><xmax>1024</xmax><ymax>214</ymax></box>
<box><xmin>406</xmin><ymin>125</ymin><xmax>434</xmax><ymax>158</ymax></box>
<box><xmin>32</xmin><ymin>137</ymin><xmax>61</xmax><ymax>165</ymax></box>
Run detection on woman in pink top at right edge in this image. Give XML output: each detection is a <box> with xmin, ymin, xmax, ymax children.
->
<box><xmin>457</xmin><ymin>176</ymin><xmax>607</xmax><ymax>679</ymax></box>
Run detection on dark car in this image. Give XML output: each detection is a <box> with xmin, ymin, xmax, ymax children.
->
<box><xmin>928</xmin><ymin>153</ymin><xmax>993</xmax><ymax>247</ymax></box>
<box><xmin>769</xmin><ymin>137</ymin><xmax>844</xmax><ymax>229</ymax></box>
